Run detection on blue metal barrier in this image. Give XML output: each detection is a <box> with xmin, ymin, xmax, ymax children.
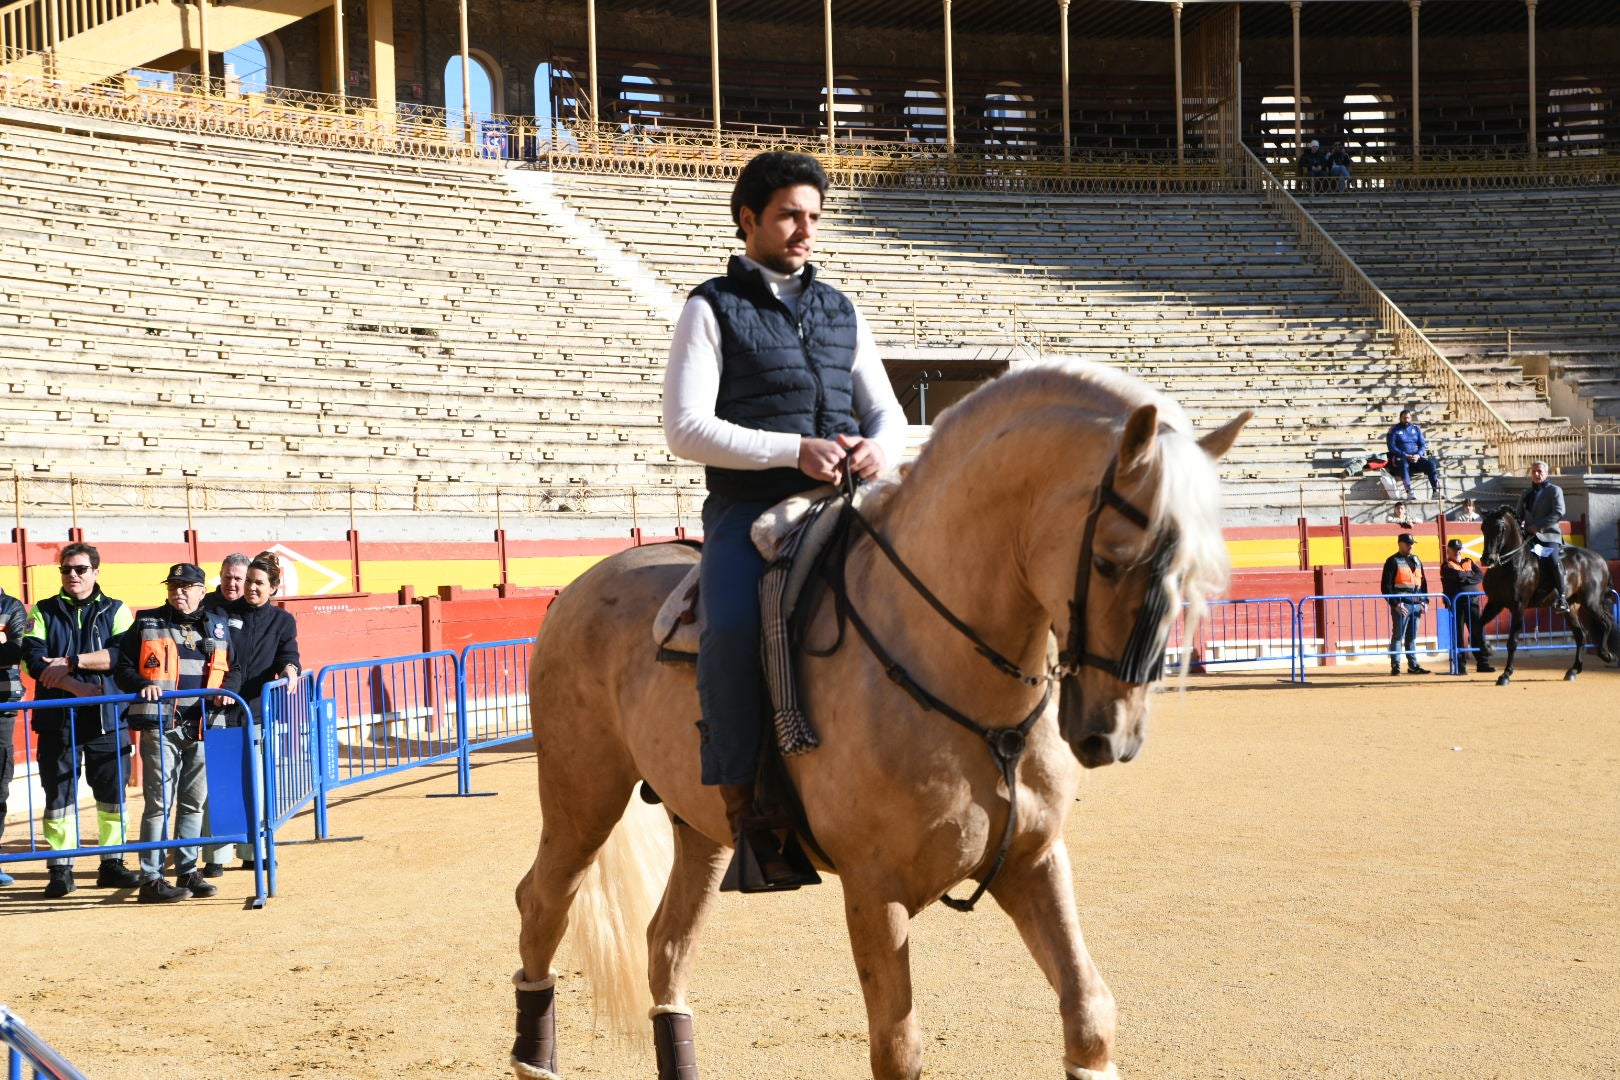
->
<box><xmin>1165</xmin><ymin>598</ymin><xmax>1300</xmax><ymax>681</ymax></box>
<box><xmin>1294</xmin><ymin>593</ymin><xmax>1453</xmax><ymax>682</ymax></box>
<box><xmin>1447</xmin><ymin>586</ymin><xmax>1620</xmax><ymax>673</ymax></box>
<box><xmin>0</xmin><ymin>689</ymin><xmax>266</xmax><ymax>906</ymax></box>
<box><xmin>455</xmin><ymin>638</ymin><xmax>536</xmax><ymax>792</ymax></box>
<box><xmin>259</xmin><ymin>672</ymin><xmax>317</xmax><ymax>899</ymax></box>
<box><xmin>312</xmin><ymin>651</ymin><xmax>463</xmax><ymax>835</ymax></box>
<box><xmin>1</xmin><ymin>1006</ymin><xmax>89</xmax><ymax>1080</ymax></box>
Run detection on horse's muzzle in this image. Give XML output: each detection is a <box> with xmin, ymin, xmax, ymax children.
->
<box><xmin>1077</xmin><ymin>734</ymin><xmax>1117</xmax><ymax>768</ymax></box>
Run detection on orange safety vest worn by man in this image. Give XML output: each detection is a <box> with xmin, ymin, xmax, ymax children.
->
<box><xmin>112</xmin><ymin>562</ymin><xmax>241</xmax><ymax>904</ymax></box>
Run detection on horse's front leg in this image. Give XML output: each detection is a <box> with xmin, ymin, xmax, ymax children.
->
<box><xmin>989</xmin><ymin>840</ymin><xmax>1119</xmax><ymax>1079</ymax></box>
<box><xmin>1498</xmin><ymin>609</ymin><xmax>1523</xmax><ymax>686</ymax></box>
<box><xmin>1564</xmin><ymin>605</ymin><xmax>1587</xmax><ymax>681</ymax></box>
<box><xmin>842</xmin><ymin>881</ymin><xmax>924</xmax><ymax>1080</ymax></box>
<box><xmin>646</xmin><ymin>821</ymin><xmax>729</xmax><ymax>1080</ymax></box>
<box><xmin>1475</xmin><ymin>600</ymin><xmax>1501</xmax><ymax>664</ymax></box>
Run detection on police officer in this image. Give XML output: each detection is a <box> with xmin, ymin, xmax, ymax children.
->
<box><xmin>1518</xmin><ymin>460</ymin><xmax>1570</xmax><ymax>613</ymax></box>
<box><xmin>20</xmin><ymin>542</ymin><xmax>140</xmax><ymax>898</ymax></box>
<box><xmin>1381</xmin><ymin>533</ymin><xmax>1431</xmax><ymax>675</ymax></box>
<box><xmin>0</xmin><ymin>582</ymin><xmax>28</xmax><ymax>887</ymax></box>
<box><xmin>1441</xmin><ymin>539</ymin><xmax>1493</xmax><ymax>675</ymax></box>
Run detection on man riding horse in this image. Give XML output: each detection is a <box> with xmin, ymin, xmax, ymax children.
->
<box><xmin>662</xmin><ymin>150</ymin><xmax>906</xmax><ymax>889</ymax></box>
<box><xmin>1518</xmin><ymin>460</ymin><xmax>1570</xmax><ymax>614</ymax></box>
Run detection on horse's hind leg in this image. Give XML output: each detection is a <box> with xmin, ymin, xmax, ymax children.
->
<box><xmin>512</xmin><ymin>766</ymin><xmax>637</xmax><ymax>1078</ymax></box>
<box><xmin>990</xmin><ymin>841</ymin><xmax>1119</xmax><ymax>1079</ymax></box>
<box><xmin>1564</xmin><ymin>606</ymin><xmax>1589</xmax><ymax>681</ymax></box>
<box><xmin>646</xmin><ymin>821</ymin><xmax>728</xmax><ymax>1080</ymax></box>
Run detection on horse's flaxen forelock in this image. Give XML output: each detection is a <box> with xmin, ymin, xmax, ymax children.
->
<box><xmin>1141</xmin><ymin>424</ymin><xmax>1232</xmax><ymax>668</ymax></box>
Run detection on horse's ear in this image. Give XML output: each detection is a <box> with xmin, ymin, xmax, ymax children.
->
<box><xmin>1119</xmin><ymin>404</ymin><xmax>1159</xmax><ymax>472</ymax></box>
<box><xmin>1198</xmin><ymin>410</ymin><xmax>1252</xmax><ymax>461</ymax></box>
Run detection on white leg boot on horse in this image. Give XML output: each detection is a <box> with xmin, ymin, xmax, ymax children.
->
<box><xmin>988</xmin><ymin>841</ymin><xmax>1119</xmax><ymax>1080</ymax></box>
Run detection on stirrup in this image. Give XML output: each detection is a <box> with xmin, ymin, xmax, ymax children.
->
<box><xmin>720</xmin><ymin>817</ymin><xmax>821</xmax><ymax>893</ymax></box>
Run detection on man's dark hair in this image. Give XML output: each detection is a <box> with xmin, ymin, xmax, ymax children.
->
<box><xmin>731</xmin><ymin>152</ymin><xmax>829</xmax><ymax>241</ymax></box>
<box><xmin>60</xmin><ymin>542</ymin><xmax>100</xmax><ymax>570</ymax></box>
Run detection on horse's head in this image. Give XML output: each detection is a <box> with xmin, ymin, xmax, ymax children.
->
<box><xmin>1479</xmin><ymin>506</ymin><xmax>1522</xmax><ymax>568</ymax></box>
<box><xmin>1052</xmin><ymin>403</ymin><xmax>1249</xmax><ymax>769</ymax></box>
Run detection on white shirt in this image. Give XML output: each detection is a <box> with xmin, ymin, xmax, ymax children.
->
<box><xmin>663</xmin><ymin>255</ymin><xmax>907</xmax><ymax>472</ymax></box>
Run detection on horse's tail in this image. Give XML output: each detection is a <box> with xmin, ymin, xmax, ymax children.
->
<box><xmin>571</xmin><ymin>794</ymin><xmax>674</xmax><ymax>1038</ymax></box>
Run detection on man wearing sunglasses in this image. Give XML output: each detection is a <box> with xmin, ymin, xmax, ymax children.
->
<box><xmin>20</xmin><ymin>542</ymin><xmax>138</xmax><ymax>898</ymax></box>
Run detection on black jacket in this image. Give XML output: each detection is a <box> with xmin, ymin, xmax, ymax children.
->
<box><xmin>219</xmin><ymin>598</ymin><xmax>301</xmax><ymax>714</ymax></box>
<box><xmin>21</xmin><ymin>587</ymin><xmax>132</xmax><ymax>737</ymax></box>
<box><xmin>112</xmin><ymin>604</ymin><xmax>243</xmax><ymax>730</ymax></box>
<box><xmin>0</xmin><ymin>589</ymin><xmax>27</xmax><ymax>702</ymax></box>
<box><xmin>692</xmin><ymin>256</ymin><xmax>861</xmax><ymax>502</ymax></box>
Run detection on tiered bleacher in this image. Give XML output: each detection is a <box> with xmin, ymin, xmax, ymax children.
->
<box><xmin>1307</xmin><ymin>186</ymin><xmax>1620</xmax><ymax>425</ymax></box>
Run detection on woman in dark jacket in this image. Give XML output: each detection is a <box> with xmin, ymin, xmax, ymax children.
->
<box><xmin>204</xmin><ymin>550</ymin><xmax>300</xmax><ymax>875</ymax></box>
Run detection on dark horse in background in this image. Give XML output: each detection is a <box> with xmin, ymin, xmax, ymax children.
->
<box><xmin>1478</xmin><ymin>506</ymin><xmax>1620</xmax><ymax>685</ymax></box>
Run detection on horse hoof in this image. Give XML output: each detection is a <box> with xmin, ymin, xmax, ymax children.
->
<box><xmin>1564</xmin><ymin>671</ymin><xmax>1579</xmax><ymax>682</ymax></box>
<box><xmin>1495</xmin><ymin>674</ymin><xmax>1511</xmax><ymax>687</ymax></box>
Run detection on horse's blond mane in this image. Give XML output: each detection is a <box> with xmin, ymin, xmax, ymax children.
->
<box><xmin>905</xmin><ymin>359</ymin><xmax>1231</xmax><ymax>629</ymax></box>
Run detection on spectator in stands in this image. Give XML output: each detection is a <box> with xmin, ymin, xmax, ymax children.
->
<box><xmin>1328</xmin><ymin>141</ymin><xmax>1353</xmax><ymax>192</ymax></box>
<box><xmin>1386</xmin><ymin>501</ymin><xmax>1416</xmax><ymax>528</ymax></box>
<box><xmin>20</xmin><ymin>542</ymin><xmax>140</xmax><ymax>898</ymax></box>
<box><xmin>1298</xmin><ymin>140</ymin><xmax>1329</xmax><ymax>190</ymax></box>
<box><xmin>1385</xmin><ymin>409</ymin><xmax>1439</xmax><ymax>498</ymax></box>
<box><xmin>202</xmin><ymin>550</ymin><xmax>299</xmax><ymax>877</ymax></box>
<box><xmin>1441</xmin><ymin>539</ymin><xmax>1493</xmax><ymax>675</ymax></box>
<box><xmin>203</xmin><ymin>553</ymin><xmax>249</xmax><ymax>613</ymax></box>
<box><xmin>0</xmin><ymin>584</ymin><xmax>28</xmax><ymax>888</ymax></box>
<box><xmin>1518</xmin><ymin>460</ymin><xmax>1570</xmax><ymax>613</ymax></box>
<box><xmin>1451</xmin><ymin>498</ymin><xmax>1481</xmax><ymax>522</ymax></box>
<box><xmin>1381</xmin><ymin>533</ymin><xmax>1431</xmax><ymax>675</ymax></box>
<box><xmin>663</xmin><ymin>150</ymin><xmax>905</xmax><ymax>889</ymax></box>
<box><xmin>113</xmin><ymin>563</ymin><xmax>241</xmax><ymax>903</ymax></box>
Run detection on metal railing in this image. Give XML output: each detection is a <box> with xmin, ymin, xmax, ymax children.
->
<box><xmin>1234</xmin><ymin>141</ymin><xmax>1534</xmax><ymax>467</ymax></box>
<box><xmin>1</xmin><ymin>1006</ymin><xmax>89</xmax><ymax>1080</ymax></box>
<box><xmin>1294</xmin><ymin>592</ymin><xmax>1454</xmax><ymax>683</ymax></box>
<box><xmin>1165</xmin><ymin>597</ymin><xmax>1301</xmax><ymax>681</ymax></box>
<box><xmin>0</xmin><ymin>0</ymin><xmax>159</xmax><ymax>62</ymax></box>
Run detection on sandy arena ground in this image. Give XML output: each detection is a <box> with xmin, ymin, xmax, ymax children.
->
<box><xmin>3</xmin><ymin>656</ymin><xmax>1617</xmax><ymax>1080</ymax></box>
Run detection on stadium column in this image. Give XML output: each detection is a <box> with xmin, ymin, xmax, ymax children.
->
<box><xmin>458</xmin><ymin>0</ymin><xmax>472</xmax><ymax>144</ymax></box>
<box><xmin>943</xmin><ymin>0</ymin><xmax>955</xmax><ymax>152</ymax></box>
<box><xmin>1059</xmin><ymin>0</ymin><xmax>1071</xmax><ymax>164</ymax></box>
<box><xmin>369</xmin><ymin>0</ymin><xmax>396</xmax><ymax>127</ymax></box>
<box><xmin>1172</xmin><ymin>1</ymin><xmax>1183</xmax><ymax>165</ymax></box>
<box><xmin>333</xmin><ymin>0</ymin><xmax>346</xmax><ymax>103</ymax></box>
<box><xmin>586</xmin><ymin>0</ymin><xmax>598</xmax><ymax>132</ymax></box>
<box><xmin>1525</xmin><ymin>0</ymin><xmax>1537</xmax><ymax>159</ymax></box>
<box><xmin>1290</xmin><ymin>1</ymin><xmax>1301</xmax><ymax>149</ymax></box>
<box><xmin>824</xmin><ymin>0</ymin><xmax>834</xmax><ymax>145</ymax></box>
<box><xmin>1409</xmin><ymin>1</ymin><xmax>1420</xmax><ymax>163</ymax></box>
<box><xmin>197</xmin><ymin>0</ymin><xmax>210</xmax><ymax>95</ymax></box>
<box><xmin>708</xmin><ymin>0</ymin><xmax>720</xmax><ymax>143</ymax></box>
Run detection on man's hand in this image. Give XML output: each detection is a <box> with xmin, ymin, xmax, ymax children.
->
<box><xmin>138</xmin><ymin>684</ymin><xmax>163</xmax><ymax>702</ymax></box>
<box><xmin>1406</xmin><ymin>453</ymin><xmax>1420</xmax><ymax>463</ymax></box>
<box><xmin>798</xmin><ymin>437</ymin><xmax>847</xmax><ymax>483</ymax></box>
<box><xmin>36</xmin><ymin>658</ymin><xmax>71</xmax><ymax>690</ymax></box>
<box><xmin>837</xmin><ymin>433</ymin><xmax>887</xmax><ymax>482</ymax></box>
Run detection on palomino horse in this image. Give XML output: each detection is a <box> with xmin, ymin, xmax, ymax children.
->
<box><xmin>1477</xmin><ymin>506</ymin><xmax>1619</xmax><ymax>685</ymax></box>
<box><xmin>511</xmin><ymin>362</ymin><xmax>1249</xmax><ymax>1080</ymax></box>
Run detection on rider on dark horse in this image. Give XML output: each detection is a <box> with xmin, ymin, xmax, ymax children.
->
<box><xmin>662</xmin><ymin>151</ymin><xmax>906</xmax><ymax>889</ymax></box>
<box><xmin>1519</xmin><ymin>460</ymin><xmax>1571</xmax><ymax>614</ymax></box>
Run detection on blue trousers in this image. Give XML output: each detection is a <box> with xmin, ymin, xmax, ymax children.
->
<box><xmin>696</xmin><ymin>494</ymin><xmax>777</xmax><ymax>786</ymax></box>
<box><xmin>1388</xmin><ymin>602</ymin><xmax>1421</xmax><ymax>667</ymax></box>
<box><xmin>1386</xmin><ymin>452</ymin><xmax>1438</xmax><ymax>495</ymax></box>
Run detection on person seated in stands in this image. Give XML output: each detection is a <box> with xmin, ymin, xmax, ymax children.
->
<box><xmin>1386</xmin><ymin>501</ymin><xmax>1416</xmax><ymax>529</ymax></box>
<box><xmin>1451</xmin><ymin>498</ymin><xmax>1481</xmax><ymax>522</ymax></box>
<box><xmin>1384</xmin><ymin>409</ymin><xmax>1439</xmax><ymax>498</ymax></box>
<box><xmin>1328</xmin><ymin>142</ymin><xmax>1353</xmax><ymax>192</ymax></box>
<box><xmin>1298</xmin><ymin>140</ymin><xmax>1329</xmax><ymax>190</ymax></box>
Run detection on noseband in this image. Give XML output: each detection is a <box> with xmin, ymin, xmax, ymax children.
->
<box><xmin>823</xmin><ymin>452</ymin><xmax>1170</xmax><ymax>912</ymax></box>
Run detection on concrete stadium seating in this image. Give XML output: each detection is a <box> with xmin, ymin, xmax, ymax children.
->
<box><xmin>1</xmin><ymin>102</ymin><xmax>1590</xmax><ymax>525</ymax></box>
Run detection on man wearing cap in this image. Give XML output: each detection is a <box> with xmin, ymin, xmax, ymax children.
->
<box><xmin>1441</xmin><ymin>539</ymin><xmax>1494</xmax><ymax>675</ymax></box>
<box><xmin>1381</xmin><ymin>533</ymin><xmax>1431</xmax><ymax>675</ymax></box>
<box><xmin>20</xmin><ymin>542</ymin><xmax>140</xmax><ymax>898</ymax></box>
<box><xmin>112</xmin><ymin>563</ymin><xmax>241</xmax><ymax>903</ymax></box>
<box><xmin>1299</xmin><ymin>139</ymin><xmax>1329</xmax><ymax>189</ymax></box>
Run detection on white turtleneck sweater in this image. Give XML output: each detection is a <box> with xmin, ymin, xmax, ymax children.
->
<box><xmin>663</xmin><ymin>255</ymin><xmax>907</xmax><ymax>473</ymax></box>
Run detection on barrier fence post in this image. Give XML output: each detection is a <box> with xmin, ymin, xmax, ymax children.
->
<box><xmin>313</xmin><ymin>696</ymin><xmax>337</xmax><ymax>840</ymax></box>
<box><xmin>455</xmin><ymin>650</ymin><xmax>473</xmax><ymax>795</ymax></box>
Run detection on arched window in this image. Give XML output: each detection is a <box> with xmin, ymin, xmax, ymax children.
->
<box><xmin>618</xmin><ymin>67</ymin><xmax>669</xmax><ymax>131</ymax></box>
<box><xmin>1260</xmin><ymin>91</ymin><xmax>1312</xmax><ymax>164</ymax></box>
<box><xmin>1546</xmin><ymin>81</ymin><xmax>1606</xmax><ymax>157</ymax></box>
<box><xmin>1341</xmin><ymin>91</ymin><xmax>1392</xmax><ymax>162</ymax></box>
<box><xmin>984</xmin><ymin>82</ymin><xmax>1036</xmax><ymax>153</ymax></box>
<box><xmin>444</xmin><ymin>53</ymin><xmax>496</xmax><ymax>133</ymax></box>
<box><xmin>904</xmin><ymin>84</ymin><xmax>946</xmax><ymax>144</ymax></box>
<box><xmin>819</xmin><ymin>83</ymin><xmax>868</xmax><ymax>135</ymax></box>
<box><xmin>224</xmin><ymin>39</ymin><xmax>270</xmax><ymax>95</ymax></box>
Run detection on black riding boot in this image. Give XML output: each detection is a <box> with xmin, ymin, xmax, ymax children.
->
<box><xmin>717</xmin><ymin>783</ymin><xmax>816</xmax><ymax>892</ymax></box>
